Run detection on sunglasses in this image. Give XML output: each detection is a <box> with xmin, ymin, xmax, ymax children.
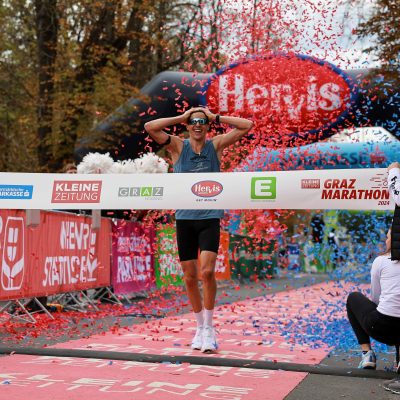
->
<box><xmin>188</xmin><ymin>118</ymin><xmax>208</xmax><ymax>125</ymax></box>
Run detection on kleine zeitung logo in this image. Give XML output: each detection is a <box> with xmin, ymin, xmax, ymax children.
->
<box><xmin>301</xmin><ymin>179</ymin><xmax>320</xmax><ymax>189</ymax></box>
<box><xmin>191</xmin><ymin>181</ymin><xmax>223</xmax><ymax>198</ymax></box>
<box><xmin>52</xmin><ymin>180</ymin><xmax>102</xmax><ymax>203</ymax></box>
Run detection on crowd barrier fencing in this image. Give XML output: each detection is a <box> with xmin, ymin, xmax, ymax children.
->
<box><xmin>1</xmin><ymin>210</ymin><xmax>274</xmax><ymax>322</ymax></box>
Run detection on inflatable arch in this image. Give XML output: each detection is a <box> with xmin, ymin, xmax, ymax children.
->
<box><xmin>75</xmin><ymin>53</ymin><xmax>400</xmax><ymax>168</ymax></box>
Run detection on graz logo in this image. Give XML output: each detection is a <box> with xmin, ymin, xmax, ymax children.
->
<box><xmin>191</xmin><ymin>181</ymin><xmax>223</xmax><ymax>198</ymax></box>
<box><xmin>1</xmin><ymin>217</ymin><xmax>25</xmax><ymax>291</ymax></box>
<box><xmin>118</xmin><ymin>187</ymin><xmax>164</xmax><ymax>198</ymax></box>
<box><xmin>301</xmin><ymin>179</ymin><xmax>320</xmax><ymax>189</ymax></box>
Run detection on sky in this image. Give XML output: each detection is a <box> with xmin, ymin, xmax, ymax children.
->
<box><xmin>219</xmin><ymin>0</ymin><xmax>379</xmax><ymax>71</ymax></box>
<box><xmin>288</xmin><ymin>0</ymin><xmax>379</xmax><ymax>69</ymax></box>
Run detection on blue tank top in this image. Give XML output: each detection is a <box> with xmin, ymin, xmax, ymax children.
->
<box><xmin>174</xmin><ymin>139</ymin><xmax>224</xmax><ymax>220</ymax></box>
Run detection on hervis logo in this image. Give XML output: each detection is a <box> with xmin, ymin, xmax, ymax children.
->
<box><xmin>202</xmin><ymin>53</ymin><xmax>357</xmax><ymax>143</ymax></box>
<box><xmin>251</xmin><ymin>177</ymin><xmax>277</xmax><ymax>200</ymax></box>
<box><xmin>191</xmin><ymin>181</ymin><xmax>223</xmax><ymax>198</ymax></box>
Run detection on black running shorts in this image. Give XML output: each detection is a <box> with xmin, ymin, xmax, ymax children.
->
<box><xmin>176</xmin><ymin>219</ymin><xmax>220</xmax><ymax>261</ymax></box>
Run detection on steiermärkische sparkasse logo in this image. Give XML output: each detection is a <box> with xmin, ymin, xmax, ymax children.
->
<box><xmin>52</xmin><ymin>180</ymin><xmax>102</xmax><ymax>203</ymax></box>
<box><xmin>191</xmin><ymin>181</ymin><xmax>223</xmax><ymax>198</ymax></box>
<box><xmin>301</xmin><ymin>179</ymin><xmax>320</xmax><ymax>189</ymax></box>
<box><xmin>0</xmin><ymin>185</ymin><xmax>33</xmax><ymax>199</ymax></box>
<box><xmin>251</xmin><ymin>177</ymin><xmax>276</xmax><ymax>200</ymax></box>
<box><xmin>118</xmin><ymin>186</ymin><xmax>164</xmax><ymax>200</ymax></box>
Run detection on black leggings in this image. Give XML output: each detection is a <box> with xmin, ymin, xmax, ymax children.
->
<box><xmin>346</xmin><ymin>292</ymin><xmax>400</xmax><ymax>345</ymax></box>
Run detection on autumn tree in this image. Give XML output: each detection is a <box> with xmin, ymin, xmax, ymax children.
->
<box><xmin>0</xmin><ymin>0</ymin><xmax>211</xmax><ymax>171</ymax></box>
<box><xmin>0</xmin><ymin>1</ymin><xmax>38</xmax><ymax>171</ymax></box>
<box><xmin>356</xmin><ymin>0</ymin><xmax>399</xmax><ymax>70</ymax></box>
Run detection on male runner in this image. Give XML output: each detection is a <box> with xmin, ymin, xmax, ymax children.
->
<box><xmin>145</xmin><ymin>107</ymin><xmax>253</xmax><ymax>352</ymax></box>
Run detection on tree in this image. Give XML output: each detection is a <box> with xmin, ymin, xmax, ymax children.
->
<box><xmin>0</xmin><ymin>0</ymin><xmax>38</xmax><ymax>172</ymax></box>
<box><xmin>0</xmin><ymin>0</ymin><xmax>206</xmax><ymax>171</ymax></box>
<box><xmin>35</xmin><ymin>0</ymin><xmax>58</xmax><ymax>169</ymax></box>
<box><xmin>357</xmin><ymin>0</ymin><xmax>399</xmax><ymax>70</ymax></box>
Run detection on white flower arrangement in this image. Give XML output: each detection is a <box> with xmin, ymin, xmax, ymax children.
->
<box><xmin>77</xmin><ymin>152</ymin><xmax>168</xmax><ymax>174</ymax></box>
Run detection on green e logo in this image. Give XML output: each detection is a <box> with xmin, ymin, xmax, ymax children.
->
<box><xmin>251</xmin><ymin>177</ymin><xmax>276</xmax><ymax>199</ymax></box>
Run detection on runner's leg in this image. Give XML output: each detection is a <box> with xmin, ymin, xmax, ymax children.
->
<box><xmin>199</xmin><ymin>251</ymin><xmax>218</xmax><ymax>312</ymax></box>
<box><xmin>181</xmin><ymin>260</ymin><xmax>202</xmax><ymax>313</ymax></box>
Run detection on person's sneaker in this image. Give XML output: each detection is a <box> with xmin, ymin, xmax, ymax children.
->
<box><xmin>385</xmin><ymin>379</ymin><xmax>400</xmax><ymax>394</ymax></box>
<box><xmin>201</xmin><ymin>326</ymin><xmax>218</xmax><ymax>353</ymax></box>
<box><xmin>358</xmin><ymin>350</ymin><xmax>376</xmax><ymax>369</ymax></box>
<box><xmin>191</xmin><ymin>327</ymin><xmax>204</xmax><ymax>350</ymax></box>
<box><xmin>383</xmin><ymin>378</ymin><xmax>400</xmax><ymax>392</ymax></box>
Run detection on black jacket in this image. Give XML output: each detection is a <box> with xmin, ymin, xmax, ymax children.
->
<box><xmin>392</xmin><ymin>204</ymin><xmax>400</xmax><ymax>261</ymax></box>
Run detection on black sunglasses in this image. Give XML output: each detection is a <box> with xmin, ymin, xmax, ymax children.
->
<box><xmin>188</xmin><ymin>118</ymin><xmax>208</xmax><ymax>125</ymax></box>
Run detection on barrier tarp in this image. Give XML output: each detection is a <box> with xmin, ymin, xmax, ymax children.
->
<box><xmin>111</xmin><ymin>220</ymin><xmax>155</xmax><ymax>294</ymax></box>
<box><xmin>0</xmin><ymin>210</ymin><xmax>111</xmax><ymax>301</ymax></box>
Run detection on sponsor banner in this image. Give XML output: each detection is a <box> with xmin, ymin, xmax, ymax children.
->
<box><xmin>0</xmin><ymin>184</ymin><xmax>33</xmax><ymax>199</ymax></box>
<box><xmin>0</xmin><ymin>168</ymin><xmax>394</xmax><ymax>210</ymax></box>
<box><xmin>215</xmin><ymin>230</ymin><xmax>231</xmax><ymax>280</ymax></box>
<box><xmin>111</xmin><ymin>220</ymin><xmax>155</xmax><ymax>294</ymax></box>
<box><xmin>0</xmin><ymin>210</ymin><xmax>27</xmax><ymax>300</ymax></box>
<box><xmin>28</xmin><ymin>212</ymin><xmax>111</xmax><ymax>297</ymax></box>
<box><xmin>154</xmin><ymin>225</ymin><xmax>183</xmax><ymax>288</ymax></box>
<box><xmin>0</xmin><ymin>210</ymin><xmax>111</xmax><ymax>301</ymax></box>
<box><xmin>52</xmin><ymin>180</ymin><xmax>102</xmax><ymax>203</ymax></box>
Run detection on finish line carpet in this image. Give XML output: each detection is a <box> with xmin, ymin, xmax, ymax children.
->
<box><xmin>0</xmin><ymin>281</ymin><xmax>356</xmax><ymax>399</ymax></box>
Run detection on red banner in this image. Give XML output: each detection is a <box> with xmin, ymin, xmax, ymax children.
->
<box><xmin>215</xmin><ymin>230</ymin><xmax>231</xmax><ymax>280</ymax></box>
<box><xmin>111</xmin><ymin>220</ymin><xmax>155</xmax><ymax>294</ymax></box>
<box><xmin>0</xmin><ymin>210</ymin><xmax>111</xmax><ymax>301</ymax></box>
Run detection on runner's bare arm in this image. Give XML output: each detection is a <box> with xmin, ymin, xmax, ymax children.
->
<box><xmin>144</xmin><ymin>108</ymin><xmax>204</xmax><ymax>151</ymax></box>
<box><xmin>200</xmin><ymin>109</ymin><xmax>253</xmax><ymax>151</ymax></box>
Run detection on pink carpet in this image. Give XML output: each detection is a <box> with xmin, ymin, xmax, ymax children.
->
<box><xmin>0</xmin><ymin>281</ymin><xmax>351</xmax><ymax>399</ymax></box>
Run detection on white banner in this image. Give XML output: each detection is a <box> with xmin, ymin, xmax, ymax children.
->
<box><xmin>0</xmin><ymin>168</ymin><xmax>393</xmax><ymax>210</ymax></box>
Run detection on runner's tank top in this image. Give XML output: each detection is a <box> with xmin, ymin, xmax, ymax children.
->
<box><xmin>174</xmin><ymin>139</ymin><xmax>224</xmax><ymax>220</ymax></box>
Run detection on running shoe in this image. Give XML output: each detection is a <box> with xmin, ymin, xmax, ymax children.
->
<box><xmin>201</xmin><ymin>326</ymin><xmax>218</xmax><ymax>353</ymax></box>
<box><xmin>358</xmin><ymin>350</ymin><xmax>376</xmax><ymax>369</ymax></box>
<box><xmin>384</xmin><ymin>378</ymin><xmax>400</xmax><ymax>394</ymax></box>
<box><xmin>383</xmin><ymin>378</ymin><xmax>400</xmax><ymax>392</ymax></box>
<box><xmin>191</xmin><ymin>327</ymin><xmax>204</xmax><ymax>350</ymax></box>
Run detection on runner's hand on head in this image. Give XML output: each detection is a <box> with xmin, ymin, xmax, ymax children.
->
<box><xmin>199</xmin><ymin>107</ymin><xmax>216</xmax><ymax>122</ymax></box>
<box><xmin>181</xmin><ymin>107</ymin><xmax>210</xmax><ymax>122</ymax></box>
<box><xmin>181</xmin><ymin>107</ymin><xmax>203</xmax><ymax>122</ymax></box>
